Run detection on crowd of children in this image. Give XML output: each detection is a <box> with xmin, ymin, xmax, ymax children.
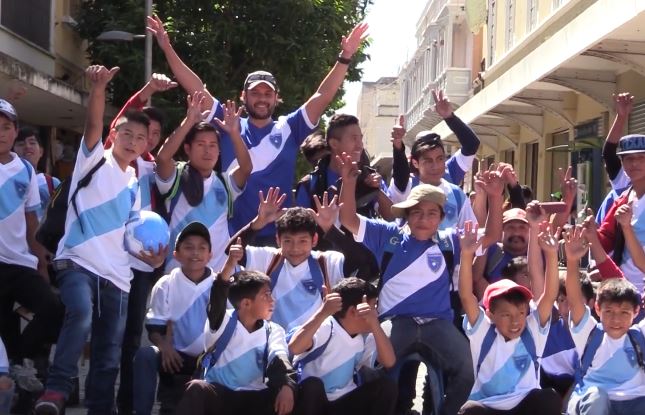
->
<box><xmin>2</xmin><ymin>12</ymin><xmax>645</xmax><ymax>415</ymax></box>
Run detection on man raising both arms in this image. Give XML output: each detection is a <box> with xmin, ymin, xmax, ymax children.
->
<box><xmin>147</xmin><ymin>15</ymin><xmax>368</xmax><ymax>244</ymax></box>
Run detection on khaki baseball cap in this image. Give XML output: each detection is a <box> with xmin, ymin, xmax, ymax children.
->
<box><xmin>391</xmin><ymin>184</ymin><xmax>446</xmax><ymax>218</ymax></box>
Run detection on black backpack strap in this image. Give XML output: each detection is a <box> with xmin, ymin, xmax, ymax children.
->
<box><xmin>316</xmin><ymin>254</ymin><xmax>330</xmax><ymax>296</ymax></box>
<box><xmin>70</xmin><ymin>157</ymin><xmax>107</xmax><ymax>233</ymax></box>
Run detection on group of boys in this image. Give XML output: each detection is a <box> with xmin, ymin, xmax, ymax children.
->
<box><xmin>2</xmin><ymin>12</ymin><xmax>645</xmax><ymax>415</ymax></box>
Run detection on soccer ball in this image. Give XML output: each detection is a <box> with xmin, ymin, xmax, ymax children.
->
<box><xmin>125</xmin><ymin>211</ymin><xmax>170</xmax><ymax>256</ymax></box>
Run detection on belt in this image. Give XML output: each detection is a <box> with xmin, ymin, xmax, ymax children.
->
<box><xmin>52</xmin><ymin>259</ymin><xmax>84</xmax><ymax>272</ymax></box>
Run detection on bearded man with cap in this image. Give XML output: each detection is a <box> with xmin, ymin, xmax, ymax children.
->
<box><xmin>147</xmin><ymin>15</ymin><xmax>368</xmax><ymax>245</ymax></box>
<box><xmin>338</xmin><ymin>153</ymin><xmax>505</xmax><ymax>415</ymax></box>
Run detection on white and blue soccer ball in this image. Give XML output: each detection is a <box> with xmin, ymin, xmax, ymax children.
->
<box><xmin>125</xmin><ymin>211</ymin><xmax>170</xmax><ymax>256</ymax></box>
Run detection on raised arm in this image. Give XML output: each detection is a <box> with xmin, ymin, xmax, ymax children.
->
<box><xmin>147</xmin><ymin>15</ymin><xmax>214</xmax><ymax>111</ymax></box>
<box><xmin>288</xmin><ymin>286</ymin><xmax>342</xmax><ymax>355</ymax></box>
<box><xmin>459</xmin><ymin>221</ymin><xmax>484</xmax><ymax>327</ymax></box>
<box><xmin>477</xmin><ymin>166</ymin><xmax>504</xmax><ymax>249</ymax></box>
<box><xmin>433</xmin><ymin>89</ymin><xmax>480</xmax><ymax>156</ymax></box>
<box><xmin>552</xmin><ymin>167</ymin><xmax>577</xmax><ymax>230</ymax></box>
<box><xmin>563</xmin><ymin>225</ymin><xmax>590</xmax><ymax>325</ymax></box>
<box><xmin>615</xmin><ymin>204</ymin><xmax>645</xmax><ymax>273</ymax></box>
<box><xmin>211</xmin><ymin>100</ymin><xmax>252</xmax><ymax>189</ymax></box>
<box><xmin>337</xmin><ymin>152</ymin><xmax>362</xmax><ymax>235</ymax></box>
<box><xmin>603</xmin><ymin>93</ymin><xmax>633</xmax><ymax>180</ymax></box>
<box><xmin>536</xmin><ymin>222</ymin><xmax>561</xmax><ymax>326</ymax></box>
<box><xmin>390</xmin><ymin>115</ymin><xmax>410</xmax><ymax>193</ymax></box>
<box><xmin>303</xmin><ymin>23</ymin><xmax>368</xmax><ymax>123</ymax></box>
<box><xmin>84</xmin><ymin>65</ymin><xmax>119</xmax><ymax>150</ymax></box>
<box><xmin>526</xmin><ymin>201</ymin><xmax>547</xmax><ymax>298</ymax></box>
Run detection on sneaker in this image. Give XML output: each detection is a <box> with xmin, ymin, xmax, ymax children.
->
<box><xmin>10</xmin><ymin>359</ymin><xmax>44</xmax><ymax>393</ymax></box>
<box><xmin>34</xmin><ymin>390</ymin><xmax>65</xmax><ymax>415</ymax></box>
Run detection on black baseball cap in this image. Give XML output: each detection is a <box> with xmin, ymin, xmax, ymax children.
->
<box><xmin>175</xmin><ymin>222</ymin><xmax>211</xmax><ymax>250</ymax></box>
<box><xmin>411</xmin><ymin>130</ymin><xmax>444</xmax><ymax>158</ymax></box>
<box><xmin>244</xmin><ymin>71</ymin><xmax>278</xmax><ymax>91</ymax></box>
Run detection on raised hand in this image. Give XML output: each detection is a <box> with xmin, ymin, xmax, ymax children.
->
<box><xmin>558</xmin><ymin>167</ymin><xmax>578</xmax><ymax>207</ymax></box>
<box><xmin>311</xmin><ymin>192</ymin><xmax>342</xmax><ymax>232</ymax></box>
<box><xmin>321</xmin><ymin>285</ymin><xmax>343</xmax><ymax>317</ymax></box>
<box><xmin>340</xmin><ymin>22</ymin><xmax>369</xmax><ymax>58</ymax></box>
<box><xmin>563</xmin><ymin>225</ymin><xmax>589</xmax><ymax>262</ymax></box>
<box><xmin>526</xmin><ymin>200</ymin><xmax>547</xmax><ymax>226</ymax></box>
<box><xmin>213</xmin><ymin>100</ymin><xmax>243</xmax><ymax>136</ymax></box>
<box><xmin>257</xmin><ymin>187</ymin><xmax>287</xmax><ymax>227</ymax></box>
<box><xmin>356</xmin><ymin>295</ymin><xmax>379</xmax><ymax>331</ymax></box>
<box><xmin>227</xmin><ymin>237</ymin><xmax>244</xmax><ymax>266</ymax></box>
<box><xmin>431</xmin><ymin>89</ymin><xmax>453</xmax><ymax>119</ymax></box>
<box><xmin>335</xmin><ymin>152</ymin><xmax>361</xmax><ymax>181</ymax></box>
<box><xmin>146</xmin><ymin>14</ymin><xmax>172</xmax><ymax>52</ymax></box>
<box><xmin>459</xmin><ymin>221</ymin><xmax>482</xmax><ymax>256</ymax></box>
<box><xmin>186</xmin><ymin>91</ymin><xmax>205</xmax><ymax>125</ymax></box>
<box><xmin>614</xmin><ymin>92</ymin><xmax>634</xmax><ymax>118</ymax></box>
<box><xmin>537</xmin><ymin>222</ymin><xmax>560</xmax><ymax>255</ymax></box>
<box><xmin>615</xmin><ymin>204</ymin><xmax>634</xmax><ymax>228</ymax></box>
<box><xmin>498</xmin><ymin>162</ymin><xmax>519</xmax><ymax>186</ymax></box>
<box><xmin>364</xmin><ymin>171</ymin><xmax>383</xmax><ymax>189</ymax></box>
<box><xmin>86</xmin><ymin>65</ymin><xmax>119</xmax><ymax>87</ymax></box>
<box><xmin>478</xmin><ymin>164</ymin><xmax>504</xmax><ymax>196</ymax></box>
<box><xmin>391</xmin><ymin>115</ymin><xmax>406</xmax><ymax>150</ymax></box>
<box><xmin>148</xmin><ymin>73</ymin><xmax>178</xmax><ymax>92</ymax></box>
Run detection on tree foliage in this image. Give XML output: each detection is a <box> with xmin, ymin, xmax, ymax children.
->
<box><xmin>75</xmin><ymin>0</ymin><xmax>371</xmax><ymax>129</ymax></box>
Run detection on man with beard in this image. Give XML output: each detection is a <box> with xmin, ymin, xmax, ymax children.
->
<box><xmin>472</xmin><ymin>208</ymin><xmax>530</xmax><ymax>298</ymax></box>
<box><xmin>147</xmin><ymin>15</ymin><xmax>368</xmax><ymax>245</ymax></box>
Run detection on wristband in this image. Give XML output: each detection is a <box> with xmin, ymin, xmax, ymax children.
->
<box><xmin>337</xmin><ymin>55</ymin><xmax>351</xmax><ymax>65</ymax></box>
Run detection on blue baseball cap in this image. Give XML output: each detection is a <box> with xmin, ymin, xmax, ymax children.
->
<box><xmin>0</xmin><ymin>99</ymin><xmax>17</xmax><ymax>124</ymax></box>
<box><xmin>617</xmin><ymin>134</ymin><xmax>645</xmax><ymax>155</ymax></box>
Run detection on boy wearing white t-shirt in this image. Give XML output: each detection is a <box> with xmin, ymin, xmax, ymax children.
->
<box><xmin>35</xmin><ymin>66</ymin><xmax>165</xmax><ymax>415</ymax></box>
<box><xmin>458</xmin><ymin>220</ymin><xmax>562</xmax><ymax>414</ymax></box>
<box><xmin>0</xmin><ymin>337</ymin><xmax>15</xmax><ymax>414</ymax></box>
<box><xmin>564</xmin><ymin>225</ymin><xmax>645</xmax><ymax>415</ymax></box>
<box><xmin>155</xmin><ymin>92</ymin><xmax>251</xmax><ymax>274</ymax></box>
<box><xmin>290</xmin><ymin>277</ymin><xmax>397</xmax><ymax>415</ymax></box>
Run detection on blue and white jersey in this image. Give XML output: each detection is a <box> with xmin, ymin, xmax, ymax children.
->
<box><xmin>464</xmin><ymin>307</ymin><xmax>550</xmax><ymax>410</ymax></box>
<box><xmin>130</xmin><ymin>157</ymin><xmax>157</xmax><ymax>272</ymax></box>
<box><xmin>244</xmin><ymin>246</ymin><xmax>344</xmax><ymax>335</ymax></box>
<box><xmin>0</xmin><ymin>337</ymin><xmax>8</xmax><ymax>375</ymax></box>
<box><xmin>156</xmin><ymin>166</ymin><xmax>242</xmax><ymax>273</ymax></box>
<box><xmin>145</xmin><ymin>267</ymin><xmax>213</xmax><ymax>357</ymax></box>
<box><xmin>445</xmin><ymin>149</ymin><xmax>475</xmax><ymax>185</ymax></box>
<box><xmin>618</xmin><ymin>191</ymin><xmax>645</xmax><ymax>293</ymax></box>
<box><xmin>570</xmin><ymin>306</ymin><xmax>645</xmax><ymax>401</ymax></box>
<box><xmin>293</xmin><ymin>316</ymin><xmax>376</xmax><ymax>401</ymax></box>
<box><xmin>353</xmin><ymin>216</ymin><xmax>473</xmax><ymax>320</ymax></box>
<box><xmin>203</xmin><ymin>311</ymin><xmax>288</xmax><ymax>391</ymax></box>
<box><xmin>388</xmin><ymin>177</ymin><xmax>476</xmax><ymax>230</ymax></box>
<box><xmin>56</xmin><ymin>138</ymin><xmax>140</xmax><ymax>292</ymax></box>
<box><xmin>207</xmin><ymin>100</ymin><xmax>317</xmax><ymax>238</ymax></box>
<box><xmin>35</xmin><ymin>172</ymin><xmax>60</xmax><ymax>222</ymax></box>
<box><xmin>596</xmin><ymin>168</ymin><xmax>630</xmax><ymax>224</ymax></box>
<box><xmin>0</xmin><ymin>153</ymin><xmax>40</xmax><ymax>269</ymax></box>
<box><xmin>541</xmin><ymin>316</ymin><xmax>577</xmax><ymax>379</ymax></box>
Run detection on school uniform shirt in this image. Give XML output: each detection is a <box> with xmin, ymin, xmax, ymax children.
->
<box><xmin>596</xmin><ymin>168</ymin><xmax>630</xmax><ymax>224</ymax></box>
<box><xmin>56</xmin><ymin>138</ymin><xmax>141</xmax><ymax>292</ymax></box>
<box><xmin>0</xmin><ymin>153</ymin><xmax>40</xmax><ymax>269</ymax></box>
<box><xmin>464</xmin><ymin>307</ymin><xmax>550</xmax><ymax>410</ymax></box>
<box><xmin>203</xmin><ymin>310</ymin><xmax>288</xmax><ymax>391</ymax></box>
<box><xmin>615</xmin><ymin>191</ymin><xmax>645</xmax><ymax>292</ymax></box>
<box><xmin>0</xmin><ymin>337</ymin><xmax>8</xmax><ymax>375</ymax></box>
<box><xmin>569</xmin><ymin>306</ymin><xmax>645</xmax><ymax>401</ymax></box>
<box><xmin>35</xmin><ymin>172</ymin><xmax>60</xmax><ymax>222</ymax></box>
<box><xmin>207</xmin><ymin>100</ymin><xmax>317</xmax><ymax>238</ymax></box>
<box><xmin>145</xmin><ymin>267</ymin><xmax>213</xmax><ymax>356</ymax></box>
<box><xmin>128</xmin><ymin>157</ymin><xmax>157</xmax><ymax>272</ymax></box>
<box><xmin>155</xmin><ymin>165</ymin><xmax>242</xmax><ymax>273</ymax></box>
<box><xmin>353</xmin><ymin>216</ymin><xmax>481</xmax><ymax>320</ymax></box>
<box><xmin>244</xmin><ymin>246</ymin><xmax>345</xmax><ymax>335</ymax></box>
<box><xmin>293</xmin><ymin>316</ymin><xmax>377</xmax><ymax>401</ymax></box>
<box><xmin>388</xmin><ymin>177</ymin><xmax>476</xmax><ymax>231</ymax></box>
<box><xmin>445</xmin><ymin>149</ymin><xmax>475</xmax><ymax>185</ymax></box>
<box><xmin>541</xmin><ymin>316</ymin><xmax>577</xmax><ymax>379</ymax></box>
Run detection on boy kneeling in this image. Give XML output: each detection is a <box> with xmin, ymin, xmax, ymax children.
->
<box><xmin>289</xmin><ymin>277</ymin><xmax>397</xmax><ymax>415</ymax></box>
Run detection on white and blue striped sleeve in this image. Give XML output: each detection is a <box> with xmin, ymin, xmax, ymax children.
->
<box><xmin>25</xmin><ymin>164</ymin><xmax>40</xmax><ymax>212</ymax></box>
<box><xmin>146</xmin><ymin>275</ymin><xmax>171</xmax><ymax>327</ymax></box>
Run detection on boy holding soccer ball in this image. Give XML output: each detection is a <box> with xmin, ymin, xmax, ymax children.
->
<box><xmin>35</xmin><ymin>66</ymin><xmax>166</xmax><ymax>415</ymax></box>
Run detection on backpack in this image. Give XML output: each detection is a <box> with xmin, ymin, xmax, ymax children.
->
<box><xmin>477</xmin><ymin>324</ymin><xmax>540</xmax><ymax>378</ymax></box>
<box><xmin>199</xmin><ymin>310</ymin><xmax>272</xmax><ymax>380</ymax></box>
<box><xmin>484</xmin><ymin>243</ymin><xmax>509</xmax><ymax>281</ymax></box>
<box><xmin>266</xmin><ymin>253</ymin><xmax>330</xmax><ymax>297</ymax></box>
<box><xmin>36</xmin><ymin>158</ymin><xmax>106</xmax><ymax>254</ymax></box>
<box><xmin>44</xmin><ymin>174</ymin><xmax>56</xmax><ymax>195</ymax></box>
<box><xmin>574</xmin><ymin>323</ymin><xmax>645</xmax><ymax>387</ymax></box>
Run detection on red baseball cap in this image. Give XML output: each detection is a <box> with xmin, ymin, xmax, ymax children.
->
<box><xmin>483</xmin><ymin>279</ymin><xmax>533</xmax><ymax>310</ymax></box>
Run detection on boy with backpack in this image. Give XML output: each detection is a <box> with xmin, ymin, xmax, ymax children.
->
<box><xmin>563</xmin><ymin>225</ymin><xmax>645</xmax><ymax>415</ymax></box>
<box><xmin>176</xmin><ymin>264</ymin><xmax>296</xmax><ymax>415</ymax></box>
<box><xmin>338</xmin><ymin>152</ymin><xmax>505</xmax><ymax>414</ymax></box>
<box><xmin>34</xmin><ymin>66</ymin><xmax>165</xmax><ymax>415</ymax></box>
<box><xmin>155</xmin><ymin>92</ymin><xmax>252</xmax><ymax>273</ymax></box>
<box><xmin>290</xmin><ymin>277</ymin><xmax>397</xmax><ymax>415</ymax></box>
<box><xmin>457</xmin><ymin>220</ymin><xmax>562</xmax><ymax>414</ymax></box>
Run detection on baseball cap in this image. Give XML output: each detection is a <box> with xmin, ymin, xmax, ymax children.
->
<box><xmin>503</xmin><ymin>208</ymin><xmax>528</xmax><ymax>225</ymax></box>
<box><xmin>411</xmin><ymin>131</ymin><xmax>443</xmax><ymax>157</ymax></box>
<box><xmin>175</xmin><ymin>222</ymin><xmax>211</xmax><ymax>250</ymax></box>
<box><xmin>0</xmin><ymin>99</ymin><xmax>17</xmax><ymax>125</ymax></box>
<box><xmin>616</xmin><ymin>134</ymin><xmax>645</xmax><ymax>156</ymax></box>
<box><xmin>482</xmin><ymin>279</ymin><xmax>533</xmax><ymax>310</ymax></box>
<box><xmin>244</xmin><ymin>71</ymin><xmax>278</xmax><ymax>91</ymax></box>
<box><xmin>391</xmin><ymin>184</ymin><xmax>446</xmax><ymax>218</ymax></box>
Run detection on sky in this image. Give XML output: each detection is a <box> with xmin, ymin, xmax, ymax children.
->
<box><xmin>338</xmin><ymin>0</ymin><xmax>428</xmax><ymax>115</ymax></box>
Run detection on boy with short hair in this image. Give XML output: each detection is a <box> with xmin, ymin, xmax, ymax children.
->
<box><xmin>35</xmin><ymin>66</ymin><xmax>165</xmax><ymax>415</ymax></box>
<box><xmin>458</xmin><ymin>220</ymin><xmax>562</xmax><ymax>414</ymax></box>
<box><xmin>132</xmin><ymin>222</ymin><xmax>216</xmax><ymax>415</ymax></box>
<box><xmin>176</xmin><ymin>266</ymin><xmax>296</xmax><ymax>415</ymax></box>
<box><xmin>155</xmin><ymin>92</ymin><xmax>252</xmax><ymax>273</ymax></box>
<box><xmin>228</xmin><ymin>188</ymin><xmax>354</xmax><ymax>336</ymax></box>
<box><xmin>564</xmin><ymin>225</ymin><xmax>645</xmax><ymax>415</ymax></box>
<box><xmin>290</xmin><ymin>277</ymin><xmax>397</xmax><ymax>415</ymax></box>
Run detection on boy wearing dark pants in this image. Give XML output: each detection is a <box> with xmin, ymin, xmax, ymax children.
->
<box><xmin>132</xmin><ymin>222</ymin><xmax>216</xmax><ymax>415</ymax></box>
<box><xmin>290</xmin><ymin>277</ymin><xmax>397</xmax><ymax>415</ymax></box>
<box><xmin>34</xmin><ymin>66</ymin><xmax>165</xmax><ymax>415</ymax></box>
<box><xmin>176</xmin><ymin>261</ymin><xmax>296</xmax><ymax>414</ymax></box>
<box><xmin>458</xmin><ymin>219</ymin><xmax>562</xmax><ymax>415</ymax></box>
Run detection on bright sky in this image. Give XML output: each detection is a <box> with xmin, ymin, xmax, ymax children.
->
<box><xmin>338</xmin><ymin>0</ymin><xmax>428</xmax><ymax>115</ymax></box>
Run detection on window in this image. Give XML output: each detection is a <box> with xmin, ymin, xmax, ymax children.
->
<box><xmin>487</xmin><ymin>0</ymin><xmax>497</xmax><ymax>67</ymax></box>
<box><xmin>628</xmin><ymin>101</ymin><xmax>645</xmax><ymax>134</ymax></box>
<box><xmin>505</xmin><ymin>0</ymin><xmax>515</xmax><ymax>51</ymax></box>
<box><xmin>500</xmin><ymin>149</ymin><xmax>515</xmax><ymax>166</ymax></box>
<box><xmin>527</xmin><ymin>0</ymin><xmax>538</xmax><ymax>32</ymax></box>
<box><xmin>1</xmin><ymin>0</ymin><xmax>52</xmax><ymax>50</ymax></box>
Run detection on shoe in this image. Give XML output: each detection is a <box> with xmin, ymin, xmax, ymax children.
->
<box><xmin>10</xmin><ymin>359</ymin><xmax>44</xmax><ymax>393</ymax></box>
<box><xmin>34</xmin><ymin>390</ymin><xmax>65</xmax><ymax>415</ymax></box>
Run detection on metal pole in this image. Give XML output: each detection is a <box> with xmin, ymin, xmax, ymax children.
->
<box><xmin>144</xmin><ymin>0</ymin><xmax>153</xmax><ymax>105</ymax></box>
